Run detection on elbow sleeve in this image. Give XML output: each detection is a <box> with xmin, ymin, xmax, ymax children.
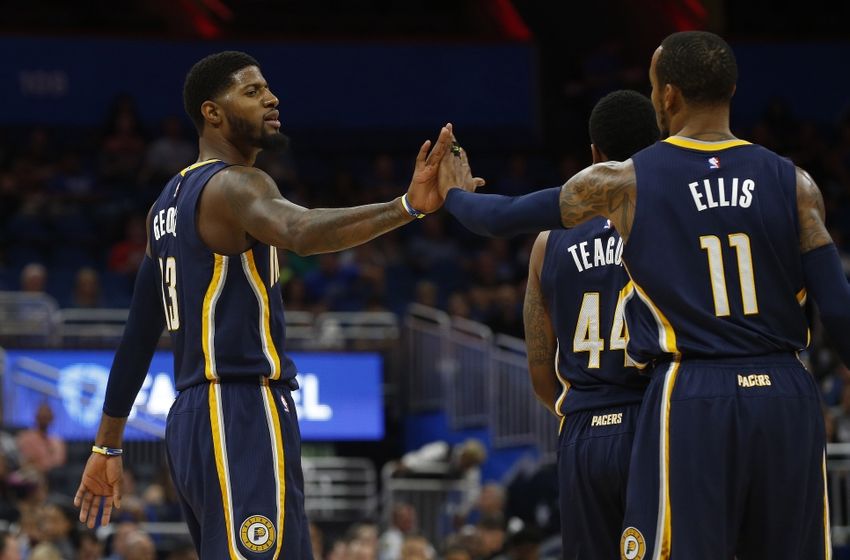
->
<box><xmin>444</xmin><ymin>187</ymin><xmax>563</xmax><ymax>238</ymax></box>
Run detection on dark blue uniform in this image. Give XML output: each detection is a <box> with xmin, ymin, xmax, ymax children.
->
<box><xmin>150</xmin><ymin>160</ymin><xmax>309</xmax><ymax>559</ymax></box>
<box><xmin>540</xmin><ymin>219</ymin><xmax>648</xmax><ymax>559</ymax></box>
<box><xmin>619</xmin><ymin>137</ymin><xmax>829</xmax><ymax>559</ymax></box>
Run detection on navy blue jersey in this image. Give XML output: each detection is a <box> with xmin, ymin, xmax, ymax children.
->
<box><xmin>540</xmin><ymin>218</ymin><xmax>648</xmax><ymax>415</ymax></box>
<box><xmin>150</xmin><ymin>159</ymin><xmax>297</xmax><ymax>390</ymax></box>
<box><xmin>624</xmin><ymin>137</ymin><xmax>809</xmax><ymax>362</ymax></box>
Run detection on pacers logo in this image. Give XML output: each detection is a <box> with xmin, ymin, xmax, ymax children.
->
<box><xmin>240</xmin><ymin>515</ymin><xmax>276</xmax><ymax>553</ymax></box>
<box><xmin>621</xmin><ymin>527</ymin><xmax>646</xmax><ymax>560</ymax></box>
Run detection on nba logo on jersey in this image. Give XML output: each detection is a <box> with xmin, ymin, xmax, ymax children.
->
<box><xmin>708</xmin><ymin>156</ymin><xmax>720</xmax><ymax>169</ymax></box>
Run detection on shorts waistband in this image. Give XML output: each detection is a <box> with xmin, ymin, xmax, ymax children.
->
<box><xmin>655</xmin><ymin>351</ymin><xmax>802</xmax><ymax>369</ymax></box>
<box><xmin>209</xmin><ymin>376</ymin><xmax>300</xmax><ymax>390</ymax></box>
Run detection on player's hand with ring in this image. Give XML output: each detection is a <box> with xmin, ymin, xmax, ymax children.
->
<box><xmin>437</xmin><ymin>132</ymin><xmax>486</xmax><ymax>199</ymax></box>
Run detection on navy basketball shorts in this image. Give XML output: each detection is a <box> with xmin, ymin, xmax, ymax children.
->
<box><xmin>620</xmin><ymin>354</ymin><xmax>830</xmax><ymax>560</ymax></box>
<box><xmin>558</xmin><ymin>402</ymin><xmax>641</xmax><ymax>560</ymax></box>
<box><xmin>165</xmin><ymin>379</ymin><xmax>312</xmax><ymax>559</ymax></box>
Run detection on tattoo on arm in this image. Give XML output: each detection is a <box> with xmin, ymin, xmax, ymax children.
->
<box><xmin>559</xmin><ymin>161</ymin><xmax>637</xmax><ymax>240</ymax></box>
<box><xmin>796</xmin><ymin>167</ymin><xmax>833</xmax><ymax>253</ymax></box>
<box><xmin>524</xmin><ymin>280</ymin><xmax>555</xmax><ymax>367</ymax></box>
<box><xmin>222</xmin><ymin>166</ymin><xmax>413</xmax><ymax>256</ymax></box>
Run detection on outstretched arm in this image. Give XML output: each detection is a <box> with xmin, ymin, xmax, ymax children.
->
<box><xmin>797</xmin><ymin>167</ymin><xmax>850</xmax><ymax>366</ymax></box>
<box><xmin>220</xmin><ymin>126</ymin><xmax>452</xmax><ymax>256</ymax></box>
<box><xmin>524</xmin><ymin>231</ymin><xmax>561</xmax><ymax>416</ymax></box>
<box><xmin>444</xmin><ymin>188</ymin><xmax>564</xmax><ymax>238</ymax></box>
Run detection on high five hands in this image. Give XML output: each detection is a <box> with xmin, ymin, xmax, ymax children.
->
<box><xmin>405</xmin><ymin>123</ymin><xmax>486</xmax><ymax>215</ymax></box>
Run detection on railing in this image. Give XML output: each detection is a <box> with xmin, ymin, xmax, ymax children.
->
<box><xmin>405</xmin><ymin>304</ymin><xmax>451</xmax><ymax>411</ymax></box>
<box><xmin>302</xmin><ymin>457</ymin><xmax>378</xmax><ymax>522</ymax></box>
<box><xmin>0</xmin><ymin>292</ymin><xmax>399</xmax><ymax>350</ymax></box>
<box><xmin>446</xmin><ymin>318</ymin><xmax>492</xmax><ymax>429</ymax></box>
<box><xmin>404</xmin><ymin>306</ymin><xmax>558</xmax><ymax>458</ymax></box>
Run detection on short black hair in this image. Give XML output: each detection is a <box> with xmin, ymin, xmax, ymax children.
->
<box><xmin>589</xmin><ymin>90</ymin><xmax>659</xmax><ymax>161</ymax></box>
<box><xmin>183</xmin><ymin>51</ymin><xmax>260</xmax><ymax>132</ymax></box>
<box><xmin>657</xmin><ymin>31</ymin><xmax>737</xmax><ymax>105</ymax></box>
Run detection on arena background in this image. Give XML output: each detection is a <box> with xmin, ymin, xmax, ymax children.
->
<box><xmin>1</xmin><ymin>1</ymin><xmax>850</xmax><ymax>558</ymax></box>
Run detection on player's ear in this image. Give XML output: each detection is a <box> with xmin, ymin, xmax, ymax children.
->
<box><xmin>201</xmin><ymin>101</ymin><xmax>222</xmax><ymax>127</ymax></box>
<box><xmin>663</xmin><ymin>83</ymin><xmax>678</xmax><ymax>112</ymax></box>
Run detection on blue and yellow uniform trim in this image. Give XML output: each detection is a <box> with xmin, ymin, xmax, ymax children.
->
<box><xmin>663</xmin><ymin>136</ymin><xmax>751</xmax><ymax>151</ymax></box>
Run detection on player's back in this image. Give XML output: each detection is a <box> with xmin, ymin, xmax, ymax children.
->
<box><xmin>149</xmin><ymin>159</ymin><xmax>296</xmax><ymax>389</ymax></box>
<box><xmin>625</xmin><ymin>137</ymin><xmax>808</xmax><ymax>362</ymax></box>
<box><xmin>540</xmin><ymin>218</ymin><xmax>648</xmax><ymax>416</ymax></box>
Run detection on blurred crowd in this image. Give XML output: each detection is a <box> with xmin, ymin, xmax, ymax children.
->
<box><xmin>0</xmin><ymin>402</ymin><xmax>559</xmax><ymax>560</ymax></box>
<box><xmin>2</xmin><ymin>95</ymin><xmax>850</xmax><ymax>343</ymax></box>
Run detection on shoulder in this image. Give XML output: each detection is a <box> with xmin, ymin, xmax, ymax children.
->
<box><xmin>529</xmin><ymin>231</ymin><xmax>551</xmax><ymax>275</ymax></box>
<box><xmin>209</xmin><ymin>165</ymin><xmax>276</xmax><ymax>191</ymax></box>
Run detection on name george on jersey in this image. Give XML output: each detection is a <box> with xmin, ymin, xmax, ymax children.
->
<box><xmin>153</xmin><ymin>207</ymin><xmax>178</xmax><ymax>240</ymax></box>
<box><xmin>567</xmin><ymin>235</ymin><xmax>624</xmax><ymax>273</ymax></box>
<box><xmin>689</xmin><ymin>177</ymin><xmax>755</xmax><ymax>212</ymax></box>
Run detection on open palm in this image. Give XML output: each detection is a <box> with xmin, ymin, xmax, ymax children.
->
<box><xmin>406</xmin><ymin>125</ymin><xmax>453</xmax><ymax>214</ymax></box>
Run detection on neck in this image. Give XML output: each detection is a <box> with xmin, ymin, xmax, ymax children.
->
<box><xmin>668</xmin><ymin>104</ymin><xmax>734</xmax><ymax>141</ymax></box>
<box><xmin>197</xmin><ymin>135</ymin><xmax>259</xmax><ymax>167</ymax></box>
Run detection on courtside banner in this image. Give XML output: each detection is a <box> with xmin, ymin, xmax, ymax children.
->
<box><xmin>0</xmin><ymin>349</ymin><xmax>383</xmax><ymax>441</ymax></box>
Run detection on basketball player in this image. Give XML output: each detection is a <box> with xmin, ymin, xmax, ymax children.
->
<box><xmin>442</xmin><ymin>32</ymin><xmax>850</xmax><ymax>558</ymax></box>
<box><xmin>74</xmin><ymin>51</ymin><xmax>453</xmax><ymax>559</ymax></box>
<box><xmin>523</xmin><ymin>91</ymin><xmax>659</xmax><ymax>559</ymax></box>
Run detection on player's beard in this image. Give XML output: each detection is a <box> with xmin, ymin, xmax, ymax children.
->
<box><xmin>230</xmin><ymin>114</ymin><xmax>290</xmax><ymax>152</ymax></box>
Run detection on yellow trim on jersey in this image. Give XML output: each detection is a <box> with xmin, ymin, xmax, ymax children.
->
<box><xmin>624</xmin><ymin>271</ymin><xmax>679</xmax><ymax>356</ymax></box>
<box><xmin>663</xmin><ymin>136</ymin><xmax>751</xmax><ymax>151</ymax></box>
<box><xmin>823</xmin><ymin>450</ymin><xmax>833</xmax><ymax>559</ymax></box>
<box><xmin>261</xmin><ymin>385</ymin><xmax>287</xmax><ymax>559</ymax></box>
<box><xmin>553</xmin><ymin>344</ymin><xmax>572</xmax><ymax>433</ymax></box>
<box><xmin>202</xmin><ymin>254</ymin><xmax>228</xmax><ymax>380</ymax></box>
<box><xmin>208</xmin><ymin>384</ymin><xmax>247</xmax><ymax>560</ymax></box>
<box><xmin>180</xmin><ymin>158</ymin><xmax>221</xmax><ymax>176</ymax></box>
<box><xmin>242</xmin><ymin>250</ymin><xmax>282</xmax><ymax>380</ymax></box>
<box><xmin>653</xmin><ymin>360</ymin><xmax>681</xmax><ymax>560</ymax></box>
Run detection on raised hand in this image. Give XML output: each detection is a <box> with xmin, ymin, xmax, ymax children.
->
<box><xmin>406</xmin><ymin>124</ymin><xmax>453</xmax><ymax>214</ymax></box>
<box><xmin>74</xmin><ymin>453</ymin><xmax>123</xmax><ymax>528</ymax></box>
<box><xmin>437</xmin><ymin>133</ymin><xmax>486</xmax><ymax>199</ymax></box>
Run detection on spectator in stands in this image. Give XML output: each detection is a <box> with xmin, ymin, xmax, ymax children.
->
<box><xmin>38</xmin><ymin>502</ymin><xmax>77</xmax><ymax>559</ymax></box>
<box><xmin>165</xmin><ymin>543</ymin><xmax>198</xmax><ymax>560</ymax></box>
<box><xmin>0</xmin><ymin>529</ymin><xmax>22</xmax><ymax>560</ymax></box>
<box><xmin>98</xmin><ymin>98</ymin><xmax>146</xmax><ymax>188</ymax></box>
<box><xmin>463</xmin><ymin>483</ymin><xmax>506</xmax><ymax>526</ymax></box>
<box><xmin>19</xmin><ymin>263</ymin><xmax>47</xmax><ymax>293</ymax></box>
<box><xmin>400</xmin><ymin>536</ymin><xmax>433</xmax><ymax>560</ymax></box>
<box><xmin>16</xmin><ymin>403</ymin><xmax>66</xmax><ymax>474</ymax></box>
<box><xmin>413</xmin><ymin>280</ymin><xmax>439</xmax><ymax>309</ymax></box>
<box><xmin>123</xmin><ymin>531</ymin><xmax>155</xmax><ymax>560</ymax></box>
<box><xmin>107</xmin><ymin>216</ymin><xmax>147</xmax><ymax>277</ymax></box>
<box><xmin>345</xmin><ymin>524</ymin><xmax>378</xmax><ymax>560</ymax></box>
<box><xmin>304</xmin><ymin>253</ymin><xmax>362</xmax><ymax>311</ymax></box>
<box><xmin>28</xmin><ymin>543</ymin><xmax>61</xmax><ymax>560</ymax></box>
<box><xmin>77</xmin><ymin>531</ymin><xmax>104</xmax><ymax>560</ymax></box>
<box><xmin>476</xmin><ymin>514</ymin><xmax>506</xmax><ymax>560</ymax></box>
<box><xmin>139</xmin><ymin>116</ymin><xmax>196</xmax><ymax>187</ymax></box>
<box><xmin>71</xmin><ymin>268</ymin><xmax>102</xmax><ymax>308</ymax></box>
<box><xmin>379</xmin><ymin>502</ymin><xmax>417</xmax><ymax>560</ymax></box>
<box><xmin>106</xmin><ymin>521</ymin><xmax>138</xmax><ymax>560</ymax></box>
<box><xmin>444</xmin><ymin>547</ymin><xmax>471</xmax><ymax>560</ymax></box>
